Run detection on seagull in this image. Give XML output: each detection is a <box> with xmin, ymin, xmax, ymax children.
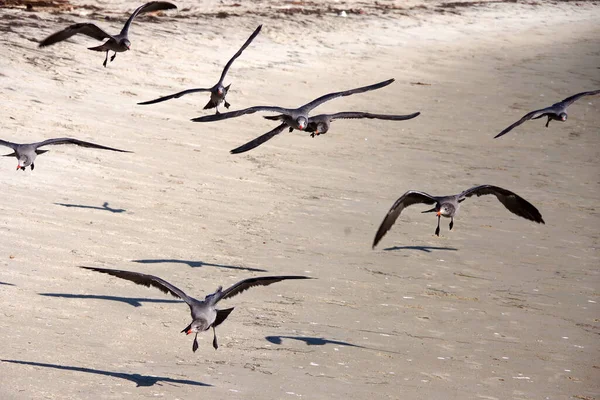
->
<box><xmin>38</xmin><ymin>1</ymin><xmax>177</xmax><ymax>67</ymax></box>
<box><xmin>372</xmin><ymin>185</ymin><xmax>545</xmax><ymax>248</ymax></box>
<box><xmin>495</xmin><ymin>90</ymin><xmax>600</xmax><ymax>138</ymax></box>
<box><xmin>0</xmin><ymin>138</ymin><xmax>131</xmax><ymax>171</ymax></box>
<box><xmin>191</xmin><ymin>78</ymin><xmax>395</xmax><ymax>132</ymax></box>
<box><xmin>229</xmin><ymin>110</ymin><xmax>420</xmax><ymax>154</ymax></box>
<box><xmin>138</xmin><ymin>25</ymin><xmax>262</xmax><ymax>114</ymax></box>
<box><xmin>80</xmin><ymin>266</ymin><xmax>312</xmax><ymax>352</ymax></box>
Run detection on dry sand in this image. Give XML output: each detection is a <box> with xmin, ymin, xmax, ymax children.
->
<box><xmin>0</xmin><ymin>0</ymin><xmax>599</xmax><ymax>399</ymax></box>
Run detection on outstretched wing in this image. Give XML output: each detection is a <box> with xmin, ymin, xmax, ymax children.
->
<box><xmin>34</xmin><ymin>138</ymin><xmax>132</xmax><ymax>153</ymax></box>
<box><xmin>219</xmin><ymin>25</ymin><xmax>262</xmax><ymax>83</ymax></box>
<box><xmin>0</xmin><ymin>139</ymin><xmax>18</xmax><ymax>150</ymax></box>
<box><xmin>298</xmin><ymin>79</ymin><xmax>395</xmax><ymax>113</ymax></box>
<box><xmin>230</xmin><ymin>123</ymin><xmax>287</xmax><ymax>154</ymax></box>
<box><xmin>216</xmin><ymin>276</ymin><xmax>312</xmax><ymax>303</ymax></box>
<box><xmin>459</xmin><ymin>185</ymin><xmax>544</xmax><ymax>223</ymax></box>
<box><xmin>39</xmin><ymin>23</ymin><xmax>113</xmax><ymax>47</ymax></box>
<box><xmin>80</xmin><ymin>266</ymin><xmax>196</xmax><ymax>305</ymax></box>
<box><xmin>138</xmin><ymin>88</ymin><xmax>212</xmax><ymax>105</ymax></box>
<box><xmin>557</xmin><ymin>89</ymin><xmax>600</xmax><ymax>108</ymax></box>
<box><xmin>120</xmin><ymin>1</ymin><xmax>177</xmax><ymax>37</ymax></box>
<box><xmin>191</xmin><ymin>106</ymin><xmax>290</xmax><ymax>122</ymax></box>
<box><xmin>326</xmin><ymin>111</ymin><xmax>421</xmax><ymax>122</ymax></box>
<box><xmin>372</xmin><ymin>191</ymin><xmax>437</xmax><ymax>249</ymax></box>
<box><xmin>494</xmin><ymin>107</ymin><xmax>554</xmax><ymax>138</ymax></box>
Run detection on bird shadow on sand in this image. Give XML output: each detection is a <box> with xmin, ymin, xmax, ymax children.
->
<box><xmin>0</xmin><ymin>281</ymin><xmax>15</xmax><ymax>286</ymax></box>
<box><xmin>383</xmin><ymin>245</ymin><xmax>458</xmax><ymax>253</ymax></box>
<box><xmin>1</xmin><ymin>359</ymin><xmax>211</xmax><ymax>387</ymax></box>
<box><xmin>38</xmin><ymin>293</ymin><xmax>182</xmax><ymax>308</ymax></box>
<box><xmin>54</xmin><ymin>202</ymin><xmax>126</xmax><ymax>213</ymax></box>
<box><xmin>265</xmin><ymin>335</ymin><xmax>401</xmax><ymax>354</ymax></box>
<box><xmin>133</xmin><ymin>259</ymin><xmax>267</xmax><ymax>272</ymax></box>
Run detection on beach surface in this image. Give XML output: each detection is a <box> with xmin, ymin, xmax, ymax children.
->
<box><xmin>0</xmin><ymin>1</ymin><xmax>599</xmax><ymax>399</ymax></box>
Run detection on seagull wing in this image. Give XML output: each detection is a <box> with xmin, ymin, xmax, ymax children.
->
<box><xmin>230</xmin><ymin>123</ymin><xmax>288</xmax><ymax>154</ymax></box>
<box><xmin>494</xmin><ymin>107</ymin><xmax>554</xmax><ymax>138</ymax></box>
<box><xmin>298</xmin><ymin>79</ymin><xmax>395</xmax><ymax>113</ymax></box>
<box><xmin>215</xmin><ymin>276</ymin><xmax>312</xmax><ymax>303</ymax></box>
<box><xmin>80</xmin><ymin>266</ymin><xmax>196</xmax><ymax>306</ymax></box>
<box><xmin>138</xmin><ymin>88</ymin><xmax>212</xmax><ymax>105</ymax></box>
<box><xmin>34</xmin><ymin>138</ymin><xmax>132</xmax><ymax>153</ymax></box>
<box><xmin>39</xmin><ymin>23</ymin><xmax>113</xmax><ymax>47</ymax></box>
<box><xmin>326</xmin><ymin>111</ymin><xmax>421</xmax><ymax>121</ymax></box>
<box><xmin>459</xmin><ymin>185</ymin><xmax>544</xmax><ymax>224</ymax></box>
<box><xmin>557</xmin><ymin>89</ymin><xmax>600</xmax><ymax>108</ymax></box>
<box><xmin>120</xmin><ymin>1</ymin><xmax>177</xmax><ymax>37</ymax></box>
<box><xmin>191</xmin><ymin>106</ymin><xmax>290</xmax><ymax>122</ymax></box>
<box><xmin>372</xmin><ymin>191</ymin><xmax>437</xmax><ymax>248</ymax></box>
<box><xmin>218</xmin><ymin>25</ymin><xmax>262</xmax><ymax>83</ymax></box>
<box><xmin>0</xmin><ymin>139</ymin><xmax>18</xmax><ymax>150</ymax></box>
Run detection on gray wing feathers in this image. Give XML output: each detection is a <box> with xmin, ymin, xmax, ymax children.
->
<box><xmin>494</xmin><ymin>107</ymin><xmax>553</xmax><ymax>138</ymax></box>
<box><xmin>230</xmin><ymin>123</ymin><xmax>287</xmax><ymax>154</ymax></box>
<box><xmin>372</xmin><ymin>191</ymin><xmax>437</xmax><ymax>248</ymax></box>
<box><xmin>80</xmin><ymin>266</ymin><xmax>195</xmax><ymax>305</ymax></box>
<box><xmin>299</xmin><ymin>79</ymin><xmax>395</xmax><ymax>113</ymax></box>
<box><xmin>559</xmin><ymin>89</ymin><xmax>600</xmax><ymax>108</ymax></box>
<box><xmin>0</xmin><ymin>140</ymin><xmax>18</xmax><ymax>150</ymax></box>
<box><xmin>39</xmin><ymin>23</ymin><xmax>113</xmax><ymax>47</ymax></box>
<box><xmin>120</xmin><ymin>1</ymin><xmax>177</xmax><ymax>36</ymax></box>
<box><xmin>191</xmin><ymin>106</ymin><xmax>290</xmax><ymax>122</ymax></box>
<box><xmin>326</xmin><ymin>111</ymin><xmax>420</xmax><ymax>121</ymax></box>
<box><xmin>138</xmin><ymin>88</ymin><xmax>212</xmax><ymax>105</ymax></box>
<box><xmin>219</xmin><ymin>25</ymin><xmax>262</xmax><ymax>83</ymax></box>
<box><xmin>216</xmin><ymin>276</ymin><xmax>311</xmax><ymax>303</ymax></box>
<box><xmin>35</xmin><ymin>138</ymin><xmax>131</xmax><ymax>153</ymax></box>
<box><xmin>459</xmin><ymin>185</ymin><xmax>544</xmax><ymax>223</ymax></box>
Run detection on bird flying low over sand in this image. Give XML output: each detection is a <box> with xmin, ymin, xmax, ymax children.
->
<box><xmin>80</xmin><ymin>267</ymin><xmax>312</xmax><ymax>352</ymax></box>
<box><xmin>495</xmin><ymin>90</ymin><xmax>600</xmax><ymax>138</ymax></box>
<box><xmin>138</xmin><ymin>25</ymin><xmax>262</xmax><ymax>114</ymax></box>
<box><xmin>372</xmin><ymin>185</ymin><xmax>545</xmax><ymax>248</ymax></box>
<box><xmin>0</xmin><ymin>138</ymin><xmax>132</xmax><ymax>171</ymax></box>
<box><xmin>230</xmin><ymin>111</ymin><xmax>421</xmax><ymax>154</ymax></box>
<box><xmin>38</xmin><ymin>1</ymin><xmax>177</xmax><ymax>67</ymax></box>
<box><xmin>191</xmin><ymin>78</ymin><xmax>395</xmax><ymax>130</ymax></box>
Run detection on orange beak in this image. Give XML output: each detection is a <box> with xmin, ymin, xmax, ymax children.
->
<box><xmin>185</xmin><ymin>329</ymin><xmax>192</xmax><ymax>335</ymax></box>
<box><xmin>436</xmin><ymin>211</ymin><xmax>441</xmax><ymax>216</ymax></box>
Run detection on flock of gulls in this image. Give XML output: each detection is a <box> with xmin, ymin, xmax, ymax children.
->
<box><xmin>2</xmin><ymin>1</ymin><xmax>599</xmax><ymax>354</ymax></box>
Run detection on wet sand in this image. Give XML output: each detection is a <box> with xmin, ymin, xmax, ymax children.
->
<box><xmin>0</xmin><ymin>1</ymin><xmax>599</xmax><ymax>399</ymax></box>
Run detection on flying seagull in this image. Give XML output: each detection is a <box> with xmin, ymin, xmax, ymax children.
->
<box><xmin>495</xmin><ymin>90</ymin><xmax>600</xmax><ymax>138</ymax></box>
<box><xmin>138</xmin><ymin>25</ymin><xmax>262</xmax><ymax>114</ymax></box>
<box><xmin>0</xmin><ymin>138</ymin><xmax>131</xmax><ymax>171</ymax></box>
<box><xmin>191</xmin><ymin>78</ymin><xmax>395</xmax><ymax>132</ymax></box>
<box><xmin>230</xmin><ymin>110</ymin><xmax>420</xmax><ymax>154</ymax></box>
<box><xmin>372</xmin><ymin>185</ymin><xmax>545</xmax><ymax>248</ymax></box>
<box><xmin>80</xmin><ymin>266</ymin><xmax>312</xmax><ymax>352</ymax></box>
<box><xmin>38</xmin><ymin>1</ymin><xmax>177</xmax><ymax>67</ymax></box>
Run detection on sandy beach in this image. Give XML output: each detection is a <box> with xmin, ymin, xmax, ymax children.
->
<box><xmin>0</xmin><ymin>0</ymin><xmax>599</xmax><ymax>399</ymax></box>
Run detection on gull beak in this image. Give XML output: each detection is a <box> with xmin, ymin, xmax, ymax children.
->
<box><xmin>436</xmin><ymin>211</ymin><xmax>442</xmax><ymax>216</ymax></box>
<box><xmin>185</xmin><ymin>329</ymin><xmax>192</xmax><ymax>335</ymax></box>
<box><xmin>16</xmin><ymin>165</ymin><xmax>20</xmax><ymax>170</ymax></box>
